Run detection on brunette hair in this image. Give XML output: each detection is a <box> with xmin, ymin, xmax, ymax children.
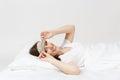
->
<box><xmin>29</xmin><ymin>41</ymin><xmax>61</xmax><ymax>61</ymax></box>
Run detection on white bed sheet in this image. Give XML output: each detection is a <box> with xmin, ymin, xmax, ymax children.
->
<box><xmin>0</xmin><ymin>67</ymin><xmax>120</xmax><ymax>80</ymax></box>
<box><xmin>0</xmin><ymin>41</ymin><xmax>120</xmax><ymax>80</ymax></box>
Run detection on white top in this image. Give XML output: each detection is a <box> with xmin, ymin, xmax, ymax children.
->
<box><xmin>59</xmin><ymin>40</ymin><xmax>86</xmax><ymax>67</ymax></box>
<box><xmin>59</xmin><ymin>41</ymin><xmax>120</xmax><ymax>70</ymax></box>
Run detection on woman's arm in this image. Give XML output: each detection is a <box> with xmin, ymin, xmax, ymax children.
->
<box><xmin>51</xmin><ymin>58</ymin><xmax>80</xmax><ymax>75</ymax></box>
<box><xmin>52</xmin><ymin>25</ymin><xmax>75</xmax><ymax>42</ymax></box>
<box><xmin>39</xmin><ymin>51</ymin><xmax>80</xmax><ymax>75</ymax></box>
<box><xmin>41</xmin><ymin>25</ymin><xmax>75</xmax><ymax>42</ymax></box>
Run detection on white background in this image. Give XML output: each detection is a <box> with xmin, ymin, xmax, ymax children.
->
<box><xmin>0</xmin><ymin>0</ymin><xmax>120</xmax><ymax>71</ymax></box>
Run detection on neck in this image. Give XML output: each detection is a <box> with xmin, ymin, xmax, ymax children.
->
<box><xmin>57</xmin><ymin>47</ymin><xmax>72</xmax><ymax>56</ymax></box>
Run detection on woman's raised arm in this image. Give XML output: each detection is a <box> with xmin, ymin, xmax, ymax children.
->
<box><xmin>41</xmin><ymin>25</ymin><xmax>75</xmax><ymax>42</ymax></box>
<box><xmin>53</xmin><ymin>25</ymin><xmax>75</xmax><ymax>42</ymax></box>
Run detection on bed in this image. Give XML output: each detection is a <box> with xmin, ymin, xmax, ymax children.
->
<box><xmin>0</xmin><ymin>41</ymin><xmax>120</xmax><ymax>80</ymax></box>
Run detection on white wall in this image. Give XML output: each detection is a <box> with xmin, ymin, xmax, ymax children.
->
<box><xmin>0</xmin><ymin>0</ymin><xmax>120</xmax><ymax>71</ymax></box>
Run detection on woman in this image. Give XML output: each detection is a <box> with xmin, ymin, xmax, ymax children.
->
<box><xmin>29</xmin><ymin>25</ymin><xmax>82</xmax><ymax>75</ymax></box>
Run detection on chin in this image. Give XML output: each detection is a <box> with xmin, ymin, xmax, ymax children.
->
<box><xmin>53</xmin><ymin>48</ymin><xmax>59</xmax><ymax>54</ymax></box>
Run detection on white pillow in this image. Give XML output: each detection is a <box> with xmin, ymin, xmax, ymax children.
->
<box><xmin>8</xmin><ymin>41</ymin><xmax>58</xmax><ymax>71</ymax></box>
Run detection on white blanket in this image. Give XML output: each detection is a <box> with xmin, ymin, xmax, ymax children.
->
<box><xmin>0</xmin><ymin>41</ymin><xmax>120</xmax><ymax>80</ymax></box>
<box><xmin>84</xmin><ymin>42</ymin><xmax>120</xmax><ymax>71</ymax></box>
<box><xmin>0</xmin><ymin>67</ymin><xmax>120</xmax><ymax>80</ymax></box>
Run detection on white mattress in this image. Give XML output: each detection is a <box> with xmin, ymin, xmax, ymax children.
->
<box><xmin>0</xmin><ymin>68</ymin><xmax>120</xmax><ymax>80</ymax></box>
<box><xmin>0</xmin><ymin>41</ymin><xmax>120</xmax><ymax>80</ymax></box>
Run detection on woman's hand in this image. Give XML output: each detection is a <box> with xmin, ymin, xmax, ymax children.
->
<box><xmin>40</xmin><ymin>31</ymin><xmax>55</xmax><ymax>39</ymax></box>
<box><xmin>38</xmin><ymin>51</ymin><xmax>55</xmax><ymax>63</ymax></box>
<box><xmin>38</xmin><ymin>52</ymin><xmax>80</xmax><ymax>75</ymax></box>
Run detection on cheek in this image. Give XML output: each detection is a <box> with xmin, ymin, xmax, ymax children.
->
<box><xmin>47</xmin><ymin>49</ymin><xmax>52</xmax><ymax>53</ymax></box>
<box><xmin>56</xmin><ymin>47</ymin><xmax>60</xmax><ymax>52</ymax></box>
<box><xmin>53</xmin><ymin>47</ymin><xmax>59</xmax><ymax>54</ymax></box>
<box><xmin>48</xmin><ymin>51</ymin><xmax>57</xmax><ymax>56</ymax></box>
<box><xmin>47</xmin><ymin>49</ymin><xmax>54</xmax><ymax>55</ymax></box>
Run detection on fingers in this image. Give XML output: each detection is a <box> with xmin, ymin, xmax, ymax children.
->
<box><xmin>39</xmin><ymin>51</ymin><xmax>46</xmax><ymax>58</ymax></box>
<box><xmin>38</xmin><ymin>51</ymin><xmax>48</xmax><ymax>62</ymax></box>
<box><xmin>41</xmin><ymin>32</ymin><xmax>46</xmax><ymax>39</ymax></box>
<box><xmin>38</xmin><ymin>51</ymin><xmax>48</xmax><ymax>59</ymax></box>
<box><xmin>41</xmin><ymin>33</ymin><xmax>47</xmax><ymax>39</ymax></box>
<box><xmin>40</xmin><ymin>31</ymin><xmax>53</xmax><ymax>39</ymax></box>
<box><xmin>38</xmin><ymin>51</ymin><xmax>54</xmax><ymax>63</ymax></box>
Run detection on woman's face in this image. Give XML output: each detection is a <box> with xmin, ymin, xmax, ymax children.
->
<box><xmin>44</xmin><ymin>41</ymin><xmax>60</xmax><ymax>56</ymax></box>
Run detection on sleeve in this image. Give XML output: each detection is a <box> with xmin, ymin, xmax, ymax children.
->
<box><xmin>59</xmin><ymin>42</ymin><xmax>86</xmax><ymax>67</ymax></box>
<box><xmin>60</xmin><ymin>39</ymin><xmax>72</xmax><ymax>48</ymax></box>
<box><xmin>59</xmin><ymin>47</ymin><xmax>85</xmax><ymax>67</ymax></box>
